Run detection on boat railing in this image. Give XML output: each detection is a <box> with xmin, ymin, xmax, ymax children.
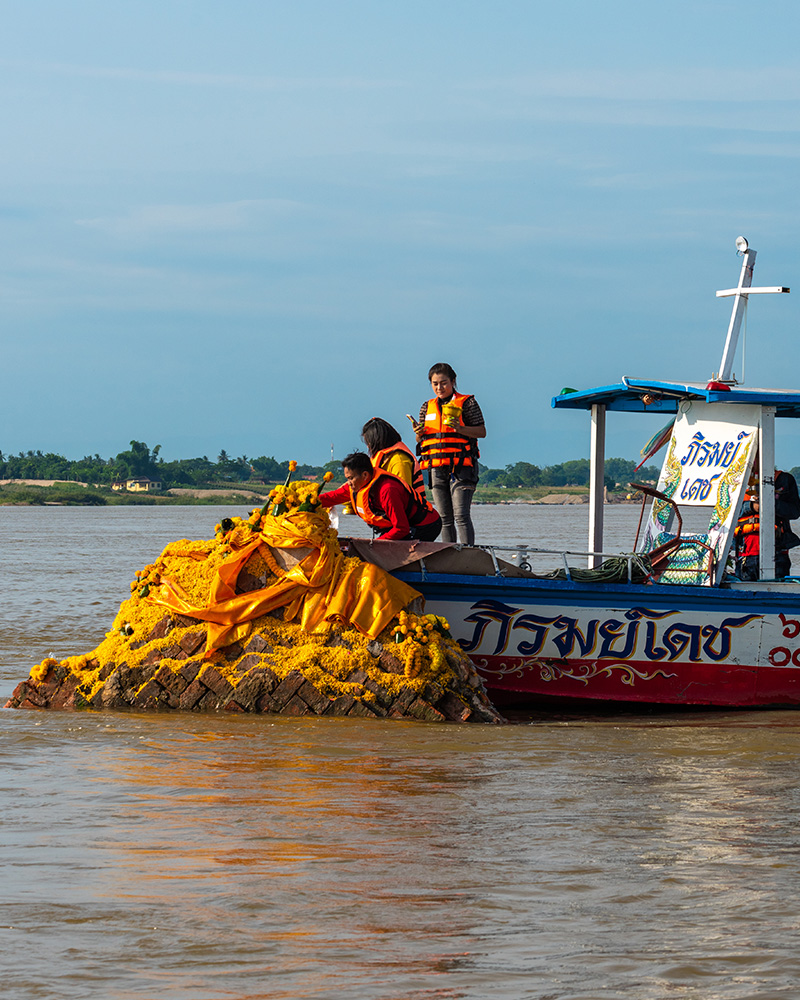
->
<box><xmin>415</xmin><ymin>544</ymin><xmax>650</xmax><ymax>584</ymax></box>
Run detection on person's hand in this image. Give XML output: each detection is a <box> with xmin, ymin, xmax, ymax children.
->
<box><xmin>407</xmin><ymin>414</ymin><xmax>422</xmax><ymax>439</ymax></box>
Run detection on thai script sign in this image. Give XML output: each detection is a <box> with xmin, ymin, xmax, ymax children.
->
<box><xmin>452</xmin><ymin>598</ymin><xmax>761</xmax><ymax>664</ymax></box>
<box><xmin>640</xmin><ymin>401</ymin><xmax>759</xmax><ymax>585</ymax></box>
<box><xmin>434</xmin><ymin>597</ymin><xmax>800</xmax><ymax>673</ymax></box>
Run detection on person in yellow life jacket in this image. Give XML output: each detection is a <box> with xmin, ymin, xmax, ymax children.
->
<box><xmin>412</xmin><ymin>362</ymin><xmax>486</xmax><ymax>546</ymax></box>
<box><xmin>734</xmin><ymin>470</ymin><xmax>800</xmax><ymax>580</ymax></box>
<box><xmin>361</xmin><ymin>417</ymin><xmax>427</xmax><ymax>503</ymax></box>
<box><xmin>318</xmin><ymin>452</ymin><xmax>442</xmax><ymax>541</ymax></box>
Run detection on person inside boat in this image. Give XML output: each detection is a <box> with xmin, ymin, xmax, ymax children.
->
<box><xmin>318</xmin><ymin>452</ymin><xmax>442</xmax><ymax>541</ymax></box>
<box><xmin>734</xmin><ymin>470</ymin><xmax>800</xmax><ymax>580</ymax></box>
<box><xmin>412</xmin><ymin>362</ymin><xmax>486</xmax><ymax>546</ymax></box>
<box><xmin>361</xmin><ymin>417</ymin><xmax>427</xmax><ymax>501</ymax></box>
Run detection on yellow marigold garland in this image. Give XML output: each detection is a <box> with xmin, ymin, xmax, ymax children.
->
<box><xmin>24</xmin><ymin>466</ymin><xmax>475</xmax><ymax>714</ymax></box>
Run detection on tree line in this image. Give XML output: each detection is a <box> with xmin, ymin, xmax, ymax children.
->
<box><xmin>482</xmin><ymin>458</ymin><xmax>661</xmax><ymax>489</ymax></box>
<box><xmin>0</xmin><ymin>441</ymin><xmax>665</xmax><ymax>490</ymax></box>
<box><xmin>0</xmin><ymin>442</ymin><xmax>322</xmax><ymax>487</ymax></box>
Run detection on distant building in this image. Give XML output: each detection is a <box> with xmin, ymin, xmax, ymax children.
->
<box><xmin>124</xmin><ymin>477</ymin><xmax>162</xmax><ymax>492</ymax></box>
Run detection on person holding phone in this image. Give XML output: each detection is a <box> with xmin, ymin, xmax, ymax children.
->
<box><xmin>412</xmin><ymin>363</ymin><xmax>485</xmax><ymax>545</ymax></box>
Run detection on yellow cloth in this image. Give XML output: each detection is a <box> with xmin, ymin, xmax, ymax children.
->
<box><xmin>379</xmin><ymin>451</ymin><xmax>415</xmax><ymax>489</ymax></box>
<box><xmin>149</xmin><ymin>509</ymin><xmax>422</xmax><ymax>656</ymax></box>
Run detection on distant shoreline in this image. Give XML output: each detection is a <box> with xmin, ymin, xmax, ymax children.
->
<box><xmin>0</xmin><ymin>480</ymin><xmax>644</xmax><ymax>508</ymax></box>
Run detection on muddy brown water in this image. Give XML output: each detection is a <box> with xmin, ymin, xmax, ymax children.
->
<box><xmin>2</xmin><ymin>504</ymin><xmax>800</xmax><ymax>1000</ymax></box>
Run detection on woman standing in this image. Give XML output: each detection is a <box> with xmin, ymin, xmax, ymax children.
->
<box><xmin>414</xmin><ymin>363</ymin><xmax>486</xmax><ymax>545</ymax></box>
<box><xmin>361</xmin><ymin>417</ymin><xmax>427</xmax><ymax>502</ymax></box>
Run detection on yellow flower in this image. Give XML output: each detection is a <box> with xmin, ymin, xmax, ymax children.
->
<box><xmin>323</xmin><ymin>471</ymin><xmax>334</xmax><ymax>482</ymax></box>
<box><xmin>289</xmin><ymin>460</ymin><xmax>298</xmax><ymax>472</ymax></box>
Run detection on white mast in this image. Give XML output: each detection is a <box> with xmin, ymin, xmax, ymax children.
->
<box><xmin>716</xmin><ymin>238</ymin><xmax>789</xmax><ymax>580</ymax></box>
<box><xmin>715</xmin><ymin>237</ymin><xmax>789</xmax><ymax>383</ymax></box>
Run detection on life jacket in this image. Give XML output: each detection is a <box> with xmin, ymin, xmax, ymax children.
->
<box><xmin>734</xmin><ymin>511</ymin><xmax>760</xmax><ymax>558</ymax></box>
<box><xmin>734</xmin><ymin>498</ymin><xmax>797</xmax><ymax>557</ymax></box>
<box><xmin>418</xmin><ymin>392</ymin><xmax>479</xmax><ymax>472</ymax></box>
<box><xmin>734</xmin><ymin>515</ymin><xmax>759</xmax><ymax>539</ymax></box>
<box><xmin>370</xmin><ymin>442</ymin><xmax>427</xmax><ymax>502</ymax></box>
<box><xmin>351</xmin><ymin>469</ymin><xmax>436</xmax><ymax>533</ymax></box>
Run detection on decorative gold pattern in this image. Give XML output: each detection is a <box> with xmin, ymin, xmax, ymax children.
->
<box><xmin>710</xmin><ymin>434</ymin><xmax>753</xmax><ymax>530</ymax></box>
<box><xmin>476</xmin><ymin>656</ymin><xmax>678</xmax><ymax>687</ymax></box>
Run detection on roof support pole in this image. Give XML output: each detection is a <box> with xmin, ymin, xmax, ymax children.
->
<box><xmin>759</xmin><ymin>406</ymin><xmax>776</xmax><ymax>580</ymax></box>
<box><xmin>588</xmin><ymin>403</ymin><xmax>606</xmax><ymax>568</ymax></box>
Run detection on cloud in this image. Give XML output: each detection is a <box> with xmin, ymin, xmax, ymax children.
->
<box><xmin>706</xmin><ymin>140</ymin><xmax>800</xmax><ymax>157</ymax></box>
<box><xmin>76</xmin><ymin>199</ymin><xmax>305</xmax><ymax>237</ymax></box>
<box><xmin>462</xmin><ymin>68</ymin><xmax>800</xmax><ymax>103</ymax></box>
<box><xmin>0</xmin><ymin>57</ymin><xmax>403</xmax><ymax>92</ymax></box>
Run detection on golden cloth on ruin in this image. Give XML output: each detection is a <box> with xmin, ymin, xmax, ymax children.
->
<box><xmin>149</xmin><ymin>509</ymin><xmax>423</xmax><ymax>656</ymax></box>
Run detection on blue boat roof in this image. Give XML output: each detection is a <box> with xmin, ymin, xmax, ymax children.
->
<box><xmin>551</xmin><ymin>378</ymin><xmax>800</xmax><ymax>417</ymax></box>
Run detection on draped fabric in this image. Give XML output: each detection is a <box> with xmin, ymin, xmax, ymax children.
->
<box><xmin>149</xmin><ymin>510</ymin><xmax>423</xmax><ymax>656</ymax></box>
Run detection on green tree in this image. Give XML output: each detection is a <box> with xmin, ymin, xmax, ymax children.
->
<box><xmin>499</xmin><ymin>462</ymin><xmax>542</xmax><ymax>487</ymax></box>
<box><xmin>115</xmin><ymin>441</ymin><xmax>162</xmax><ymax>480</ymax></box>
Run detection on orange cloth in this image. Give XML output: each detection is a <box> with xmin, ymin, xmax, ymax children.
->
<box><xmin>149</xmin><ymin>509</ymin><xmax>422</xmax><ymax>656</ymax></box>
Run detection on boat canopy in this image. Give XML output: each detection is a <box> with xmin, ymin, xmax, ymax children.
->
<box><xmin>552</xmin><ymin>378</ymin><xmax>800</xmax><ymax>418</ymax></box>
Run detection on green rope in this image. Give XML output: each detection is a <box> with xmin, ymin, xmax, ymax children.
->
<box><xmin>530</xmin><ymin>554</ymin><xmax>651</xmax><ymax>584</ymax></box>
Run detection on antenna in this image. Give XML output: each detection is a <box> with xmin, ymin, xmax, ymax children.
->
<box><xmin>715</xmin><ymin>237</ymin><xmax>789</xmax><ymax>383</ymax></box>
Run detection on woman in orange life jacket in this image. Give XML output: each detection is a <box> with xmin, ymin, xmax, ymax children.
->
<box><xmin>412</xmin><ymin>363</ymin><xmax>486</xmax><ymax>546</ymax></box>
<box><xmin>361</xmin><ymin>417</ymin><xmax>427</xmax><ymax>502</ymax></box>
<box><xmin>318</xmin><ymin>452</ymin><xmax>442</xmax><ymax>541</ymax></box>
<box><xmin>734</xmin><ymin>471</ymin><xmax>800</xmax><ymax>580</ymax></box>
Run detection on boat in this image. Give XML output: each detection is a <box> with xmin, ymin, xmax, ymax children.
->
<box><xmin>379</xmin><ymin>238</ymin><xmax>800</xmax><ymax>708</ymax></box>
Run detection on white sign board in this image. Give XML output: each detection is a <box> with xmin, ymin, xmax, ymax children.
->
<box><xmin>640</xmin><ymin>401</ymin><xmax>760</xmax><ymax>585</ymax></box>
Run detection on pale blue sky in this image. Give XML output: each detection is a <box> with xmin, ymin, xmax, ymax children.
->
<box><xmin>3</xmin><ymin>0</ymin><xmax>800</xmax><ymax>468</ymax></box>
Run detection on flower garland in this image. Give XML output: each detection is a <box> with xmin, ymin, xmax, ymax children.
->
<box><xmin>24</xmin><ymin>461</ymin><xmax>473</xmax><ymax>713</ymax></box>
<box><xmin>392</xmin><ymin>611</ymin><xmax>452</xmax><ymax>679</ymax></box>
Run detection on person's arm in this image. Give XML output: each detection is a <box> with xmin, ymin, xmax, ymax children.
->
<box><xmin>776</xmin><ymin>472</ymin><xmax>800</xmax><ymax>521</ymax></box>
<box><xmin>415</xmin><ymin>402</ymin><xmax>427</xmax><ymax>443</ymax></box>
<box><xmin>376</xmin><ymin>479</ymin><xmax>411</xmax><ymax>539</ymax></box>
<box><xmin>460</xmin><ymin>396</ymin><xmax>486</xmax><ymax>439</ymax></box>
<box><xmin>458</xmin><ymin>423</ymin><xmax>486</xmax><ymax>439</ymax></box>
<box><xmin>317</xmin><ymin>483</ymin><xmax>351</xmax><ymax>509</ymax></box>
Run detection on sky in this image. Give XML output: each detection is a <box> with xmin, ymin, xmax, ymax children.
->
<box><xmin>3</xmin><ymin>0</ymin><xmax>800</xmax><ymax>470</ymax></box>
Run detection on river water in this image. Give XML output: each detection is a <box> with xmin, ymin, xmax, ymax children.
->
<box><xmin>3</xmin><ymin>504</ymin><xmax>800</xmax><ymax>1000</ymax></box>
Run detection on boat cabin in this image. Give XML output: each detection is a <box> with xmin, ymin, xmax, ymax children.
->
<box><xmin>552</xmin><ymin>239</ymin><xmax>793</xmax><ymax>587</ymax></box>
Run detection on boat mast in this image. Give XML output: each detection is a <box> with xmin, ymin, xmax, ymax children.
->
<box><xmin>715</xmin><ymin>236</ymin><xmax>789</xmax><ymax>383</ymax></box>
<box><xmin>716</xmin><ymin>238</ymin><xmax>789</xmax><ymax>580</ymax></box>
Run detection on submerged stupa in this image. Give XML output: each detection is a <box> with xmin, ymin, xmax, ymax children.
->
<box><xmin>7</xmin><ymin>471</ymin><xmax>503</xmax><ymax>723</ymax></box>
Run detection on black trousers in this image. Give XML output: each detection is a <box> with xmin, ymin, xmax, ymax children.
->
<box><xmin>379</xmin><ymin>515</ymin><xmax>442</xmax><ymax>542</ymax></box>
<box><xmin>738</xmin><ymin>551</ymin><xmax>791</xmax><ymax>580</ymax></box>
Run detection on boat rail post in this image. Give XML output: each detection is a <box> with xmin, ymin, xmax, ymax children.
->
<box><xmin>759</xmin><ymin>406</ymin><xmax>776</xmax><ymax>580</ymax></box>
<box><xmin>485</xmin><ymin>547</ymin><xmax>504</xmax><ymax>577</ymax></box>
<box><xmin>588</xmin><ymin>403</ymin><xmax>606</xmax><ymax>568</ymax></box>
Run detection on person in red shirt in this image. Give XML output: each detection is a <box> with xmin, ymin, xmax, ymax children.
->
<box><xmin>319</xmin><ymin>452</ymin><xmax>441</xmax><ymax>541</ymax></box>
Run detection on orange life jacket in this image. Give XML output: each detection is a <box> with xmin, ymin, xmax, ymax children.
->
<box><xmin>370</xmin><ymin>442</ymin><xmax>427</xmax><ymax>502</ymax></box>
<box><xmin>351</xmin><ymin>469</ymin><xmax>435</xmax><ymax>532</ymax></box>
<box><xmin>734</xmin><ymin>512</ymin><xmax>760</xmax><ymax>558</ymax></box>
<box><xmin>734</xmin><ymin>516</ymin><xmax>759</xmax><ymax>538</ymax></box>
<box><xmin>418</xmin><ymin>392</ymin><xmax>479</xmax><ymax>471</ymax></box>
<box><xmin>734</xmin><ymin>506</ymin><xmax>789</xmax><ymax>555</ymax></box>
